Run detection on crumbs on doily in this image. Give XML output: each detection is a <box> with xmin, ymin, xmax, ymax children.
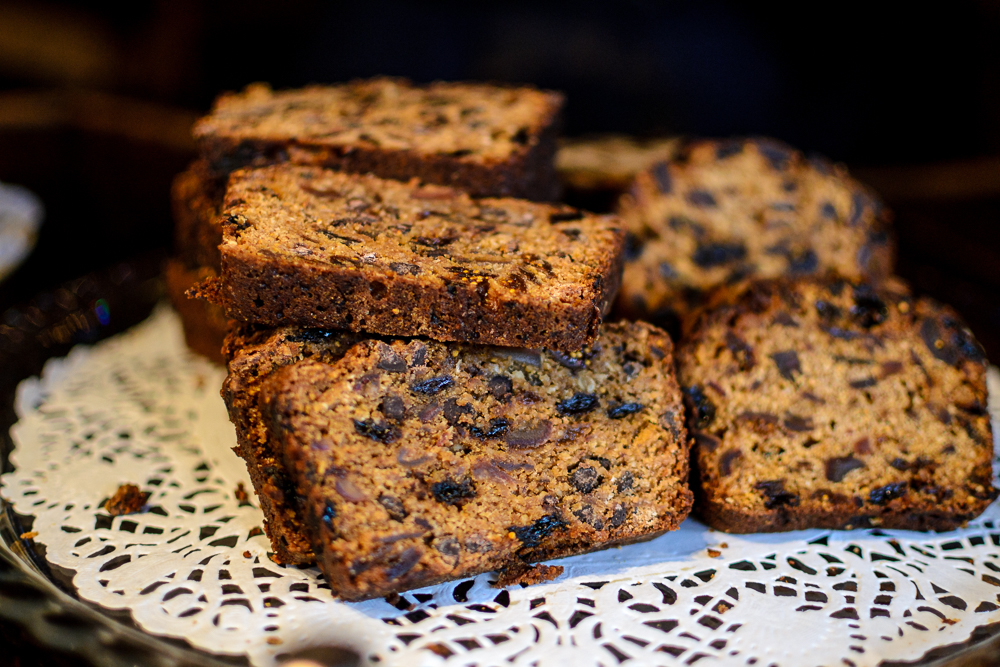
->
<box><xmin>103</xmin><ymin>484</ymin><xmax>150</xmax><ymax>516</ymax></box>
<box><xmin>492</xmin><ymin>562</ymin><xmax>564</xmax><ymax>588</ymax></box>
<box><xmin>235</xmin><ymin>481</ymin><xmax>253</xmax><ymax>507</ymax></box>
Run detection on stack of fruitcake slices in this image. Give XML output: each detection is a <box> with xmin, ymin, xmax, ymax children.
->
<box><xmin>172</xmin><ymin>79</ymin><xmax>694</xmax><ymax>600</ymax></box>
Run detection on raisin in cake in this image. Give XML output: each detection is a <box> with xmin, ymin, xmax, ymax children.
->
<box><xmin>214</xmin><ymin>165</ymin><xmax>625</xmax><ymax>351</ymax></box>
<box><xmin>259</xmin><ymin>321</ymin><xmax>692</xmax><ymax>600</ymax></box>
<box><xmin>676</xmin><ymin>277</ymin><xmax>996</xmax><ymax>532</ymax></box>
<box><xmin>222</xmin><ymin>324</ymin><xmax>362</xmax><ymax>563</ymax></box>
<box><xmin>617</xmin><ymin>138</ymin><xmax>895</xmax><ymax>331</ymax></box>
<box><xmin>193</xmin><ymin>78</ymin><xmax>563</xmax><ymax>200</ymax></box>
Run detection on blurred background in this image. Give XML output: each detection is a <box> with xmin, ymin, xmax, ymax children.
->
<box><xmin>0</xmin><ymin>0</ymin><xmax>998</xmax><ymax>351</ymax></box>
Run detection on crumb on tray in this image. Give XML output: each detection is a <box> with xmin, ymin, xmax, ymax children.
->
<box><xmin>103</xmin><ymin>484</ymin><xmax>150</xmax><ymax>516</ymax></box>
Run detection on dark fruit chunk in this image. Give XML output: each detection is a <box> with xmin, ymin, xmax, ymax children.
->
<box><xmin>921</xmin><ymin>317</ymin><xmax>984</xmax><ymax>367</ymax></box>
<box><xmin>617</xmin><ymin>471</ymin><xmax>635</xmax><ymax>492</ymax></box>
<box><xmin>443</xmin><ymin>398</ymin><xmax>474</xmax><ymax>426</ymax></box>
<box><xmin>505</xmin><ymin>420</ymin><xmax>552</xmax><ymax>449</ymax></box>
<box><xmin>353</xmin><ymin>419</ymin><xmax>397</xmax><ymax>443</ymax></box>
<box><xmin>431</xmin><ymin>477</ymin><xmax>476</xmax><ymax>506</ymax></box>
<box><xmin>570</xmin><ymin>466</ymin><xmax>602</xmax><ymax>493</ymax></box>
<box><xmin>718</xmin><ymin>449</ymin><xmax>742</xmax><ymax>477</ymax></box>
<box><xmin>869</xmin><ymin>482</ymin><xmax>907</xmax><ymax>505</ymax></box>
<box><xmin>770</xmin><ymin>350</ymin><xmax>801</xmax><ymax>381</ymax></box>
<box><xmin>694</xmin><ymin>432</ymin><xmax>720</xmax><ymax>452</ymax></box>
<box><xmin>687</xmin><ymin>190</ymin><xmax>717</xmax><ymax>207</ymax></box>
<box><xmin>509</xmin><ymin>514</ymin><xmax>568</xmax><ymax>547</ymax></box>
<box><xmin>378</xmin><ymin>495</ymin><xmax>407</xmax><ymax>521</ymax></box>
<box><xmin>755</xmin><ymin>481</ymin><xmax>799</xmax><ymax>509</ymax></box>
<box><xmin>684</xmin><ymin>385</ymin><xmax>716</xmax><ymax>429</ymax></box>
<box><xmin>385</xmin><ymin>547</ymin><xmax>422</xmax><ymax>581</ymax></box>
<box><xmin>815</xmin><ymin>300</ymin><xmax>840</xmax><ymax>321</ymax></box>
<box><xmin>725</xmin><ymin>332</ymin><xmax>756</xmax><ymax>371</ymax></box>
<box><xmin>609</xmin><ymin>504</ymin><xmax>630</xmax><ymax>527</ymax></box>
<box><xmin>848</xmin><ymin>377</ymin><xmax>878</xmax><ymax>389</ymax></box>
<box><xmin>607</xmin><ymin>402</ymin><xmax>644</xmax><ymax>419</ymax></box>
<box><xmin>573</xmin><ymin>505</ymin><xmax>604</xmax><ymax>530</ymax></box>
<box><xmin>850</xmin><ymin>286</ymin><xmax>887</xmax><ymax>328</ymax></box>
<box><xmin>411</xmin><ymin>375</ymin><xmax>454</xmax><ymax>395</ymax></box>
<box><xmin>380</xmin><ymin>394</ymin><xmax>406</xmax><ymax>421</ymax></box>
<box><xmin>787</xmin><ymin>249</ymin><xmax>818</xmax><ymax>275</ymax></box>
<box><xmin>715</xmin><ymin>140</ymin><xmax>743</xmax><ymax>158</ymax></box>
<box><xmin>692</xmin><ymin>242</ymin><xmax>746</xmax><ymax>268</ymax></box>
<box><xmin>651</xmin><ymin>162</ymin><xmax>672</xmax><ymax>194</ymax></box>
<box><xmin>556</xmin><ymin>392</ymin><xmax>600</xmax><ymax>415</ymax></box>
<box><xmin>376</xmin><ymin>347</ymin><xmax>408</xmax><ymax>373</ymax></box>
<box><xmin>470</xmin><ymin>418</ymin><xmax>510</xmax><ymax>439</ymax></box>
<box><xmin>547</xmin><ymin>348</ymin><xmax>586</xmax><ymax>370</ymax></box>
<box><xmin>623</xmin><ymin>232</ymin><xmax>644</xmax><ymax>261</ymax></box>
<box><xmin>783</xmin><ymin>414</ymin><xmax>813</xmax><ymax>432</ymax></box>
<box><xmin>321</xmin><ymin>501</ymin><xmax>336</xmax><ymax>529</ymax></box>
<box><xmin>758</xmin><ymin>141</ymin><xmax>791</xmax><ymax>170</ymax></box>
<box><xmin>825</xmin><ymin>456</ymin><xmax>865</xmax><ymax>482</ymax></box>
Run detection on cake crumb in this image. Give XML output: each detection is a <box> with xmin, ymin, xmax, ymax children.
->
<box><xmin>426</xmin><ymin>643</ymin><xmax>452</xmax><ymax>657</ymax></box>
<box><xmin>492</xmin><ymin>562</ymin><xmax>564</xmax><ymax>588</ymax></box>
<box><xmin>235</xmin><ymin>481</ymin><xmax>252</xmax><ymax>507</ymax></box>
<box><xmin>707</xmin><ymin>548</ymin><xmax>722</xmax><ymax>558</ymax></box>
<box><xmin>104</xmin><ymin>484</ymin><xmax>150</xmax><ymax>516</ymax></box>
<box><xmin>19</xmin><ymin>531</ymin><xmax>38</xmax><ymax>540</ymax></box>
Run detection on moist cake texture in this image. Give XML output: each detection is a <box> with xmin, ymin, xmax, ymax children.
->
<box><xmin>222</xmin><ymin>324</ymin><xmax>362</xmax><ymax>563</ymax></box>
<box><xmin>193</xmin><ymin>78</ymin><xmax>564</xmax><ymax>200</ymax></box>
<box><xmin>215</xmin><ymin>165</ymin><xmax>625</xmax><ymax>351</ymax></box>
<box><xmin>616</xmin><ymin>137</ymin><xmax>894</xmax><ymax>330</ymax></box>
<box><xmin>677</xmin><ymin>277</ymin><xmax>996</xmax><ymax>532</ymax></box>
<box><xmin>259</xmin><ymin>321</ymin><xmax>692</xmax><ymax>600</ymax></box>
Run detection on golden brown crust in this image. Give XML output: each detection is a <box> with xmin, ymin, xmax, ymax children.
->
<box><xmin>615</xmin><ymin>137</ymin><xmax>895</xmax><ymax>331</ymax></box>
<box><xmin>217</xmin><ymin>165</ymin><xmax>625</xmax><ymax>351</ymax></box>
<box><xmin>164</xmin><ymin>259</ymin><xmax>229</xmax><ymax>365</ymax></box>
<box><xmin>193</xmin><ymin>79</ymin><xmax>563</xmax><ymax>201</ymax></box>
<box><xmin>260</xmin><ymin>321</ymin><xmax>692</xmax><ymax>600</ymax></box>
<box><xmin>677</xmin><ymin>277</ymin><xmax>996</xmax><ymax>533</ymax></box>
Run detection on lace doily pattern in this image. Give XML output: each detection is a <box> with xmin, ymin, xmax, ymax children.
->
<box><xmin>2</xmin><ymin>308</ymin><xmax>999</xmax><ymax>667</ymax></box>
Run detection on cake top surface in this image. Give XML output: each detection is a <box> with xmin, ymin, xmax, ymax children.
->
<box><xmin>677</xmin><ymin>277</ymin><xmax>995</xmax><ymax>522</ymax></box>
<box><xmin>618</xmin><ymin>137</ymin><xmax>894</xmax><ymax>316</ymax></box>
<box><xmin>194</xmin><ymin>78</ymin><xmax>563</xmax><ymax>161</ymax></box>
<box><xmin>220</xmin><ymin>164</ymin><xmax>624</xmax><ymax>307</ymax></box>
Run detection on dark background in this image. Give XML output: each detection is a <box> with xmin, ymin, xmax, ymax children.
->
<box><xmin>0</xmin><ymin>2</ymin><xmax>999</xmax><ymax>663</ymax></box>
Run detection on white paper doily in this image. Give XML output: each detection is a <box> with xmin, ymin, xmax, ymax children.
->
<box><xmin>3</xmin><ymin>307</ymin><xmax>1000</xmax><ymax>667</ymax></box>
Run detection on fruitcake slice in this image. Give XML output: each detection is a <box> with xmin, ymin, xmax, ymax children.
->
<box><xmin>193</xmin><ymin>78</ymin><xmax>563</xmax><ymax>200</ymax></box>
<box><xmin>260</xmin><ymin>321</ymin><xmax>692</xmax><ymax>600</ymax></box>
<box><xmin>215</xmin><ymin>165</ymin><xmax>625</xmax><ymax>351</ymax></box>
<box><xmin>222</xmin><ymin>324</ymin><xmax>362</xmax><ymax>563</ymax></box>
<box><xmin>616</xmin><ymin>137</ymin><xmax>894</xmax><ymax>331</ymax></box>
<box><xmin>677</xmin><ymin>278</ymin><xmax>996</xmax><ymax>533</ymax></box>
